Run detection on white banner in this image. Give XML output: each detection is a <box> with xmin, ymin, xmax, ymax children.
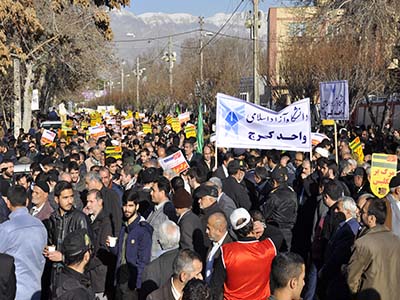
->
<box><xmin>319</xmin><ymin>80</ymin><xmax>349</xmax><ymax>120</ymax></box>
<box><xmin>216</xmin><ymin>93</ymin><xmax>311</xmax><ymax>152</ymax></box>
<box><xmin>158</xmin><ymin>150</ymin><xmax>190</xmax><ymax>175</ymax></box>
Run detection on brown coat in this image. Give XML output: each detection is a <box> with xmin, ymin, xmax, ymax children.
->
<box><xmin>347</xmin><ymin>225</ymin><xmax>400</xmax><ymax>300</ymax></box>
<box><xmin>32</xmin><ymin>201</ymin><xmax>54</xmax><ymax>222</ymax></box>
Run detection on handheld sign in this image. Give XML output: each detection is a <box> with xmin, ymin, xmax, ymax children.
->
<box><xmin>158</xmin><ymin>150</ymin><xmax>190</xmax><ymax>176</ymax></box>
<box><xmin>349</xmin><ymin>137</ymin><xmax>364</xmax><ymax>164</ymax></box>
<box><xmin>370</xmin><ymin>153</ymin><xmax>397</xmax><ymax>198</ymax></box>
<box><xmin>320</xmin><ymin>80</ymin><xmax>349</xmax><ymax>120</ymax></box>
<box><xmin>41</xmin><ymin>129</ymin><xmax>56</xmax><ymax>145</ymax></box>
<box><xmin>89</xmin><ymin>125</ymin><xmax>107</xmax><ymax>139</ymax></box>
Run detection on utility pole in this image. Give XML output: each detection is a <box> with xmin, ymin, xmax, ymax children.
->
<box><xmin>253</xmin><ymin>0</ymin><xmax>260</xmax><ymax>105</ymax></box>
<box><xmin>121</xmin><ymin>66</ymin><xmax>124</xmax><ymax>94</ymax></box>
<box><xmin>136</xmin><ymin>57</ymin><xmax>140</xmax><ymax>108</ymax></box>
<box><xmin>134</xmin><ymin>57</ymin><xmax>146</xmax><ymax>109</ymax></box>
<box><xmin>199</xmin><ymin>16</ymin><xmax>204</xmax><ymax>83</ymax></box>
<box><xmin>168</xmin><ymin>37</ymin><xmax>173</xmax><ymax>95</ymax></box>
<box><xmin>162</xmin><ymin>38</ymin><xmax>176</xmax><ymax>96</ymax></box>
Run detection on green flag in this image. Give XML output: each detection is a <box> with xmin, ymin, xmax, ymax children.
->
<box><xmin>175</xmin><ymin>104</ymin><xmax>181</xmax><ymax>115</ymax></box>
<box><xmin>196</xmin><ymin>101</ymin><xmax>204</xmax><ymax>154</ymax></box>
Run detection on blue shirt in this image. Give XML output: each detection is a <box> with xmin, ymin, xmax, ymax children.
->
<box><xmin>0</xmin><ymin>207</ymin><xmax>47</xmax><ymax>300</ymax></box>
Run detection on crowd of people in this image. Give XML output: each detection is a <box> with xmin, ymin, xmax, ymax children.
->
<box><xmin>0</xmin><ymin>110</ymin><xmax>400</xmax><ymax>300</ymax></box>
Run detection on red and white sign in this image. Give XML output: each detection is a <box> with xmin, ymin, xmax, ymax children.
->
<box><xmin>121</xmin><ymin>118</ymin><xmax>134</xmax><ymax>128</ymax></box>
<box><xmin>89</xmin><ymin>125</ymin><xmax>107</xmax><ymax>139</ymax></box>
<box><xmin>41</xmin><ymin>129</ymin><xmax>56</xmax><ymax>145</ymax></box>
<box><xmin>158</xmin><ymin>150</ymin><xmax>190</xmax><ymax>175</ymax></box>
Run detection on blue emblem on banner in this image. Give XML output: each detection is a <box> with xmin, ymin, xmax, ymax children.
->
<box><xmin>220</xmin><ymin>102</ymin><xmax>244</xmax><ymax>135</ymax></box>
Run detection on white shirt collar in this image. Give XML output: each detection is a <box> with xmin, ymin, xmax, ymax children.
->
<box><xmin>31</xmin><ymin>202</ymin><xmax>45</xmax><ymax>216</ymax></box>
<box><xmin>208</xmin><ymin>231</ymin><xmax>228</xmax><ymax>261</ymax></box>
<box><xmin>171</xmin><ymin>278</ymin><xmax>181</xmax><ymax>300</ymax></box>
<box><xmin>154</xmin><ymin>200</ymin><xmax>168</xmax><ymax>211</ymax></box>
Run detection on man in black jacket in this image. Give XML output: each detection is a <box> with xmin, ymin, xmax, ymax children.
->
<box><xmin>197</xmin><ymin>184</ymin><xmax>224</xmax><ymax>258</ymax></box>
<box><xmin>260</xmin><ymin>165</ymin><xmax>297</xmax><ymax>251</ymax></box>
<box><xmin>44</xmin><ymin>181</ymin><xmax>92</xmax><ymax>298</ymax></box>
<box><xmin>53</xmin><ymin>229</ymin><xmax>96</xmax><ymax>300</ymax></box>
<box><xmin>85</xmin><ymin>189</ymin><xmax>113</xmax><ymax>299</ymax></box>
<box><xmin>85</xmin><ymin>171</ymin><xmax>122</xmax><ymax>236</ymax></box>
<box><xmin>222</xmin><ymin>159</ymin><xmax>252</xmax><ymax>210</ymax></box>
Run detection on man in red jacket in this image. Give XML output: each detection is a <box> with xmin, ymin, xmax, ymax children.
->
<box><xmin>221</xmin><ymin>208</ymin><xmax>276</xmax><ymax>300</ymax></box>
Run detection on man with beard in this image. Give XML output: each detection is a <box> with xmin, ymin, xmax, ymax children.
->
<box><xmin>0</xmin><ymin>159</ymin><xmax>14</xmax><ymax>189</ymax></box>
<box><xmin>108</xmin><ymin>190</ymin><xmax>153</xmax><ymax>300</ymax></box>
<box><xmin>44</xmin><ymin>181</ymin><xmax>91</xmax><ymax>298</ymax></box>
<box><xmin>30</xmin><ymin>180</ymin><xmax>53</xmax><ymax>222</ymax></box>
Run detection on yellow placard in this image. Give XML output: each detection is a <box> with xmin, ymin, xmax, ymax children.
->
<box><xmin>322</xmin><ymin>120</ymin><xmax>335</xmax><ymax>126</ymax></box>
<box><xmin>349</xmin><ymin>137</ymin><xmax>364</xmax><ymax>164</ymax></box>
<box><xmin>171</xmin><ymin>118</ymin><xmax>181</xmax><ymax>133</ymax></box>
<box><xmin>105</xmin><ymin>146</ymin><xmax>122</xmax><ymax>160</ymax></box>
<box><xmin>185</xmin><ymin>124</ymin><xmax>196</xmax><ymax>138</ymax></box>
<box><xmin>142</xmin><ymin>123</ymin><xmax>152</xmax><ymax>134</ymax></box>
<box><xmin>370</xmin><ymin>153</ymin><xmax>397</xmax><ymax>198</ymax></box>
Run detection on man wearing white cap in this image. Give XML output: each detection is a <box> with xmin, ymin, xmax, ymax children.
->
<box><xmin>219</xmin><ymin>208</ymin><xmax>277</xmax><ymax>300</ymax></box>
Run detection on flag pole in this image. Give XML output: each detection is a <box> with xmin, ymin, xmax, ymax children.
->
<box><xmin>334</xmin><ymin>121</ymin><xmax>338</xmax><ymax>164</ymax></box>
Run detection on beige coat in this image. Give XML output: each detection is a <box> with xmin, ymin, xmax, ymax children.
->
<box><xmin>347</xmin><ymin>225</ymin><xmax>400</xmax><ymax>300</ymax></box>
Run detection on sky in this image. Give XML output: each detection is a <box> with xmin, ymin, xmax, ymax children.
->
<box><xmin>126</xmin><ymin>0</ymin><xmax>291</xmax><ymax>17</ymax></box>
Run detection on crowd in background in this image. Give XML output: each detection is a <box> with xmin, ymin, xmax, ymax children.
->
<box><xmin>0</xmin><ymin>109</ymin><xmax>400</xmax><ymax>300</ymax></box>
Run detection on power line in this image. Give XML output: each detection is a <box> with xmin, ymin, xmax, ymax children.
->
<box><xmin>209</xmin><ymin>0</ymin><xmax>251</xmax><ymax>46</ymax></box>
<box><xmin>201</xmin><ymin>0</ymin><xmax>246</xmax><ymax>51</ymax></box>
<box><xmin>112</xmin><ymin>29</ymin><xmax>200</xmax><ymax>43</ymax></box>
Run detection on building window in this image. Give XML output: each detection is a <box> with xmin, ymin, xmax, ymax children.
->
<box><xmin>288</xmin><ymin>22</ymin><xmax>306</xmax><ymax>37</ymax></box>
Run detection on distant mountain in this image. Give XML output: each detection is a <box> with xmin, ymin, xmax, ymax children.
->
<box><xmin>110</xmin><ymin>9</ymin><xmax>268</xmax><ymax>65</ymax></box>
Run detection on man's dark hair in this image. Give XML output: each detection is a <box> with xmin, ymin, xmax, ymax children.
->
<box><xmin>66</xmin><ymin>161</ymin><xmax>80</xmax><ymax>172</ymax></box>
<box><xmin>326</xmin><ymin>160</ymin><xmax>338</xmax><ymax>177</ymax></box>
<box><xmin>316</xmin><ymin>157</ymin><xmax>329</xmax><ymax>168</ymax></box>
<box><xmin>155</xmin><ymin>176</ymin><xmax>171</xmax><ymax>195</ymax></box>
<box><xmin>182</xmin><ymin>279</ymin><xmax>211</xmax><ymax>300</ymax></box>
<box><xmin>367</xmin><ymin>197</ymin><xmax>387</xmax><ymax>225</ymax></box>
<box><xmin>223</xmin><ymin>152</ymin><xmax>234</xmax><ymax>163</ymax></box>
<box><xmin>54</xmin><ymin>181</ymin><xmax>73</xmax><ymax>197</ymax></box>
<box><xmin>105</xmin><ymin>157</ymin><xmax>117</xmax><ymax>167</ymax></box>
<box><xmin>270</xmin><ymin>252</ymin><xmax>304</xmax><ymax>293</ymax></box>
<box><xmin>254</xmin><ymin>166</ymin><xmax>268</xmax><ymax>181</ymax></box>
<box><xmin>7</xmin><ymin>185</ymin><xmax>27</xmax><ymax>207</ymax></box>
<box><xmin>187</xmin><ymin>167</ymin><xmax>207</xmax><ymax>184</ymax></box>
<box><xmin>122</xmin><ymin>190</ymin><xmax>140</xmax><ymax>205</ymax></box>
<box><xmin>171</xmin><ymin>176</ymin><xmax>185</xmax><ymax>191</ymax></box>
<box><xmin>235</xmin><ymin>219</ymin><xmax>254</xmax><ymax>238</ymax></box>
<box><xmin>69</xmin><ymin>153</ymin><xmax>81</xmax><ymax>162</ymax></box>
<box><xmin>64</xmin><ymin>249</ymin><xmax>86</xmax><ymax>266</ymax></box>
<box><xmin>323</xmin><ymin>179</ymin><xmax>344</xmax><ymax>201</ymax></box>
<box><xmin>267</xmin><ymin>149</ymin><xmax>281</xmax><ymax>165</ymax></box>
